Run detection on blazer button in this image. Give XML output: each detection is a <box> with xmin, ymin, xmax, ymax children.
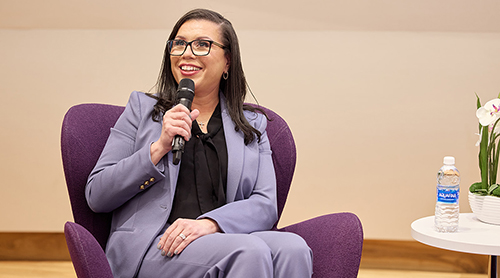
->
<box><xmin>144</xmin><ymin>181</ymin><xmax>150</xmax><ymax>186</ymax></box>
<box><xmin>150</xmin><ymin>177</ymin><xmax>155</xmax><ymax>182</ymax></box>
<box><xmin>140</xmin><ymin>185</ymin><xmax>145</xmax><ymax>190</ymax></box>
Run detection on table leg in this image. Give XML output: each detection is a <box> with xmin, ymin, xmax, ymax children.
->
<box><xmin>490</xmin><ymin>255</ymin><xmax>498</xmax><ymax>278</ymax></box>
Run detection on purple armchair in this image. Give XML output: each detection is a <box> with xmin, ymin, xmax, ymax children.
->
<box><xmin>61</xmin><ymin>103</ymin><xmax>363</xmax><ymax>278</ymax></box>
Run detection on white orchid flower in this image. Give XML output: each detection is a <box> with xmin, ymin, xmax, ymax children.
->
<box><xmin>476</xmin><ymin>98</ymin><xmax>500</xmax><ymax>126</ymax></box>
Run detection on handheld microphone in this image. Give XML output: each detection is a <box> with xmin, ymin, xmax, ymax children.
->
<box><xmin>172</xmin><ymin>78</ymin><xmax>195</xmax><ymax>165</ymax></box>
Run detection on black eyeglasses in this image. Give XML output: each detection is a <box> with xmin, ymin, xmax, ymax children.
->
<box><xmin>167</xmin><ymin>39</ymin><xmax>226</xmax><ymax>56</ymax></box>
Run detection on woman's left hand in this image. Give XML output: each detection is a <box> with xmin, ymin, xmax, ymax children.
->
<box><xmin>157</xmin><ymin>218</ymin><xmax>221</xmax><ymax>257</ymax></box>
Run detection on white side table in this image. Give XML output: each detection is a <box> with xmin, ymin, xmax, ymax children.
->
<box><xmin>411</xmin><ymin>213</ymin><xmax>500</xmax><ymax>277</ymax></box>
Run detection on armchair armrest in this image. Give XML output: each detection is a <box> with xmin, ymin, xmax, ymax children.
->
<box><xmin>64</xmin><ymin>221</ymin><xmax>113</xmax><ymax>278</ymax></box>
<box><xmin>279</xmin><ymin>212</ymin><xmax>363</xmax><ymax>278</ymax></box>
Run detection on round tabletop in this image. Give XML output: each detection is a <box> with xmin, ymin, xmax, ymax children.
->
<box><xmin>411</xmin><ymin>213</ymin><xmax>500</xmax><ymax>256</ymax></box>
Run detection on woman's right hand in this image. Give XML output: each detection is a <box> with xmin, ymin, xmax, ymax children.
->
<box><xmin>150</xmin><ymin>104</ymin><xmax>199</xmax><ymax>165</ymax></box>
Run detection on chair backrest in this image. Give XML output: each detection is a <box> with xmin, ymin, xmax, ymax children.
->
<box><xmin>251</xmin><ymin>105</ymin><xmax>296</xmax><ymax>227</ymax></box>
<box><xmin>61</xmin><ymin>104</ymin><xmax>123</xmax><ymax>249</ymax></box>
<box><xmin>61</xmin><ymin>103</ymin><xmax>296</xmax><ymax>249</ymax></box>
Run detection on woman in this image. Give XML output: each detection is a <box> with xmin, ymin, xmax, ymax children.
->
<box><xmin>86</xmin><ymin>8</ymin><xmax>313</xmax><ymax>278</ymax></box>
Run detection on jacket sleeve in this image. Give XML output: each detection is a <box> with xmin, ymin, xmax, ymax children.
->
<box><xmin>85</xmin><ymin>91</ymin><xmax>166</xmax><ymax>213</ymax></box>
<box><xmin>198</xmin><ymin>113</ymin><xmax>278</xmax><ymax>234</ymax></box>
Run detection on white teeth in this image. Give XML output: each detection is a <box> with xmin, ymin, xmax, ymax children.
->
<box><xmin>181</xmin><ymin>66</ymin><xmax>201</xmax><ymax>71</ymax></box>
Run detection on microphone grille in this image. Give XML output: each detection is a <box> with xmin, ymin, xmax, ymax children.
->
<box><xmin>177</xmin><ymin>78</ymin><xmax>195</xmax><ymax>100</ymax></box>
<box><xmin>178</xmin><ymin>78</ymin><xmax>194</xmax><ymax>91</ymax></box>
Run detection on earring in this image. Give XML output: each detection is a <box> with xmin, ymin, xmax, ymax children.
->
<box><xmin>222</xmin><ymin>71</ymin><xmax>229</xmax><ymax>80</ymax></box>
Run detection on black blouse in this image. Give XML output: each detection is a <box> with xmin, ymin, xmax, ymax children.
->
<box><xmin>167</xmin><ymin>103</ymin><xmax>228</xmax><ymax>223</ymax></box>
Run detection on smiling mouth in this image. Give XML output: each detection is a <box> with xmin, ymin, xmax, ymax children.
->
<box><xmin>180</xmin><ymin>65</ymin><xmax>201</xmax><ymax>71</ymax></box>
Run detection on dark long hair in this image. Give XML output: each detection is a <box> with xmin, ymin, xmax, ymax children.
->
<box><xmin>148</xmin><ymin>9</ymin><xmax>266</xmax><ymax>145</ymax></box>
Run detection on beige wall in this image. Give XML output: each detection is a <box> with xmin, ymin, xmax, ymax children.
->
<box><xmin>1</xmin><ymin>2</ymin><xmax>499</xmax><ymax>240</ymax></box>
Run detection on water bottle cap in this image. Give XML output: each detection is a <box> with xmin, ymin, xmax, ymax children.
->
<box><xmin>443</xmin><ymin>156</ymin><xmax>455</xmax><ymax>165</ymax></box>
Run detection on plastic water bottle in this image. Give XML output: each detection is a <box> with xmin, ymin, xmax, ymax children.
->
<box><xmin>435</xmin><ymin>156</ymin><xmax>460</xmax><ymax>232</ymax></box>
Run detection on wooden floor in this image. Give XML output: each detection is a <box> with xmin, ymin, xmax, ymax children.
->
<box><xmin>0</xmin><ymin>262</ymin><xmax>75</xmax><ymax>278</ymax></box>
<box><xmin>358</xmin><ymin>269</ymin><xmax>486</xmax><ymax>278</ymax></box>
<box><xmin>0</xmin><ymin>261</ymin><xmax>488</xmax><ymax>278</ymax></box>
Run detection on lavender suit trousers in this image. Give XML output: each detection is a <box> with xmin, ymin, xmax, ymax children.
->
<box><xmin>137</xmin><ymin>231</ymin><xmax>313</xmax><ymax>278</ymax></box>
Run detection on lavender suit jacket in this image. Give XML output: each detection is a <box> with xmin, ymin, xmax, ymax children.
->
<box><xmin>85</xmin><ymin>91</ymin><xmax>278</xmax><ymax>277</ymax></box>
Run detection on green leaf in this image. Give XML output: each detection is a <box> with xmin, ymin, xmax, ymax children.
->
<box><xmin>488</xmin><ymin>184</ymin><xmax>499</xmax><ymax>195</ymax></box>
<box><xmin>492</xmin><ymin>186</ymin><xmax>500</xmax><ymax>197</ymax></box>
<box><xmin>470</xmin><ymin>182</ymin><xmax>485</xmax><ymax>193</ymax></box>
<box><xmin>479</xmin><ymin>126</ymin><xmax>489</xmax><ymax>189</ymax></box>
<box><xmin>476</xmin><ymin>94</ymin><xmax>483</xmax><ymax>132</ymax></box>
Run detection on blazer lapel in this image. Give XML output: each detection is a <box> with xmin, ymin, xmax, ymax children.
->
<box><xmin>220</xmin><ymin>96</ymin><xmax>244</xmax><ymax>203</ymax></box>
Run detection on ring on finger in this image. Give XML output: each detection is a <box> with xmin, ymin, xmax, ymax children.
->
<box><xmin>179</xmin><ymin>233</ymin><xmax>186</xmax><ymax>240</ymax></box>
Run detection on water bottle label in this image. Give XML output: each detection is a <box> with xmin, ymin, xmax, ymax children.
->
<box><xmin>437</xmin><ymin>188</ymin><xmax>459</xmax><ymax>203</ymax></box>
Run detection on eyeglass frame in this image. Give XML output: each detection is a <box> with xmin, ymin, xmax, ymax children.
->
<box><xmin>167</xmin><ymin>39</ymin><xmax>227</xmax><ymax>56</ymax></box>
